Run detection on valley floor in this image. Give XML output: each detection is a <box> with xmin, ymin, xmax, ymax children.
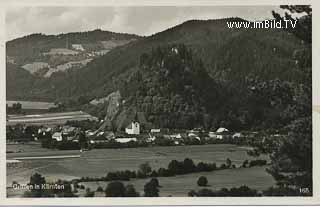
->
<box><xmin>6</xmin><ymin>143</ymin><xmax>274</xmax><ymax>197</ymax></box>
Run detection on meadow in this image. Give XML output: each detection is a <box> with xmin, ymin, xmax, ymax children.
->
<box><xmin>79</xmin><ymin>166</ymin><xmax>274</xmax><ymax>197</ymax></box>
<box><xmin>6</xmin><ymin>143</ymin><xmax>273</xmax><ymax>197</ymax></box>
<box><xmin>6</xmin><ymin>111</ymin><xmax>97</xmax><ymax>125</ymax></box>
<box><xmin>6</xmin><ymin>100</ymin><xmax>56</xmax><ymax>110</ymax></box>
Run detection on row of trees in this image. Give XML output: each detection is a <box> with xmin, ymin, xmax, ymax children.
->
<box><xmin>78</xmin><ymin>158</ymin><xmax>267</xmax><ymax>183</ymax></box>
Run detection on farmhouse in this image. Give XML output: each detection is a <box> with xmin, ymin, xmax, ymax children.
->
<box><xmin>71</xmin><ymin>44</ymin><xmax>85</xmax><ymax>51</ymax></box>
<box><xmin>89</xmin><ymin>136</ymin><xmax>109</xmax><ymax>144</ymax></box>
<box><xmin>125</xmin><ymin>121</ymin><xmax>140</xmax><ymax>135</ymax></box>
<box><xmin>232</xmin><ymin>132</ymin><xmax>244</xmax><ymax>139</ymax></box>
<box><xmin>38</xmin><ymin>127</ymin><xmax>52</xmax><ymax>135</ymax></box>
<box><xmin>115</xmin><ymin>137</ymin><xmax>137</xmax><ymax>143</ymax></box>
<box><xmin>208</xmin><ymin>127</ymin><xmax>230</xmax><ymax>140</ymax></box>
<box><xmin>52</xmin><ymin>132</ymin><xmax>63</xmax><ymax>142</ymax></box>
<box><xmin>150</xmin><ymin>128</ymin><xmax>161</xmax><ymax>133</ymax></box>
<box><xmin>170</xmin><ymin>134</ymin><xmax>182</xmax><ymax>139</ymax></box>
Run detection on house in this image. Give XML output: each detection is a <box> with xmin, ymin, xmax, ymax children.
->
<box><xmin>125</xmin><ymin>121</ymin><xmax>140</xmax><ymax>135</ymax></box>
<box><xmin>232</xmin><ymin>132</ymin><xmax>244</xmax><ymax>139</ymax></box>
<box><xmin>62</xmin><ymin>126</ymin><xmax>77</xmax><ymax>135</ymax></box>
<box><xmin>38</xmin><ymin>127</ymin><xmax>52</xmax><ymax>136</ymax></box>
<box><xmin>208</xmin><ymin>127</ymin><xmax>230</xmax><ymax>140</ymax></box>
<box><xmin>89</xmin><ymin>136</ymin><xmax>109</xmax><ymax>144</ymax></box>
<box><xmin>170</xmin><ymin>134</ymin><xmax>182</xmax><ymax>139</ymax></box>
<box><xmin>115</xmin><ymin>137</ymin><xmax>137</xmax><ymax>143</ymax></box>
<box><xmin>85</xmin><ymin>130</ymin><xmax>96</xmax><ymax>137</ymax></box>
<box><xmin>188</xmin><ymin>133</ymin><xmax>201</xmax><ymax>141</ymax></box>
<box><xmin>52</xmin><ymin>132</ymin><xmax>63</xmax><ymax>142</ymax></box>
<box><xmin>71</xmin><ymin>44</ymin><xmax>85</xmax><ymax>51</ymax></box>
<box><xmin>146</xmin><ymin>134</ymin><xmax>156</xmax><ymax>143</ymax></box>
<box><xmin>150</xmin><ymin>129</ymin><xmax>161</xmax><ymax>133</ymax></box>
<box><xmin>216</xmin><ymin>127</ymin><xmax>229</xmax><ymax>133</ymax></box>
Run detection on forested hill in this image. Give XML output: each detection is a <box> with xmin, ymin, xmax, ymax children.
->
<box><xmin>6</xmin><ymin>29</ymin><xmax>140</xmax><ymax>65</ymax></box>
<box><xmin>6</xmin><ymin>17</ymin><xmax>310</xmax><ymax>130</ymax></box>
<box><xmin>7</xmin><ymin>18</ymin><xmax>303</xmax><ymax>102</ymax></box>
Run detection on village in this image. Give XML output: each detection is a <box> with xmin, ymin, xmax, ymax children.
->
<box><xmin>9</xmin><ymin>116</ymin><xmax>268</xmax><ymax>151</ymax></box>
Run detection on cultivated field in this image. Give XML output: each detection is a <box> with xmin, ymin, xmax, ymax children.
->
<box><xmin>6</xmin><ymin>100</ymin><xmax>56</xmax><ymax>110</ymax></box>
<box><xmin>6</xmin><ymin>111</ymin><xmax>98</xmax><ymax>125</ymax></box>
<box><xmin>6</xmin><ymin>143</ymin><xmax>273</xmax><ymax>197</ymax></box>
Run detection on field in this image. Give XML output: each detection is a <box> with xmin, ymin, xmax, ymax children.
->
<box><xmin>6</xmin><ymin>100</ymin><xmax>56</xmax><ymax>110</ymax></box>
<box><xmin>79</xmin><ymin>166</ymin><xmax>274</xmax><ymax>197</ymax></box>
<box><xmin>6</xmin><ymin>143</ymin><xmax>274</xmax><ymax>197</ymax></box>
<box><xmin>6</xmin><ymin>111</ymin><xmax>98</xmax><ymax>125</ymax></box>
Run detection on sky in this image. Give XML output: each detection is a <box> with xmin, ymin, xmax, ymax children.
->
<box><xmin>5</xmin><ymin>6</ymin><xmax>283</xmax><ymax>41</ymax></box>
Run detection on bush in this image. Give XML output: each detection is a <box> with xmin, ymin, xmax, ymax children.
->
<box><xmin>105</xmin><ymin>181</ymin><xmax>126</xmax><ymax>197</ymax></box>
<box><xmin>263</xmin><ymin>186</ymin><xmax>303</xmax><ymax>196</ymax></box>
<box><xmin>96</xmin><ymin>186</ymin><xmax>103</xmax><ymax>192</ymax></box>
<box><xmin>242</xmin><ymin>160</ymin><xmax>249</xmax><ymax>168</ymax></box>
<box><xmin>150</xmin><ymin>178</ymin><xmax>160</xmax><ymax>187</ymax></box>
<box><xmin>85</xmin><ymin>188</ymin><xmax>95</xmax><ymax>197</ymax></box>
<box><xmin>139</xmin><ymin>162</ymin><xmax>152</xmax><ymax>175</ymax></box>
<box><xmin>144</xmin><ymin>180</ymin><xmax>159</xmax><ymax>197</ymax></box>
<box><xmin>125</xmin><ymin>184</ymin><xmax>140</xmax><ymax>197</ymax></box>
<box><xmin>197</xmin><ymin>176</ymin><xmax>208</xmax><ymax>187</ymax></box>
<box><xmin>249</xmin><ymin>159</ymin><xmax>267</xmax><ymax>167</ymax></box>
<box><xmin>189</xmin><ymin>185</ymin><xmax>259</xmax><ymax>197</ymax></box>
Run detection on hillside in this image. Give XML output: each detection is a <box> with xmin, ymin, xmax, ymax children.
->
<box><xmin>6</xmin><ymin>17</ymin><xmax>310</xmax><ymax>130</ymax></box>
<box><xmin>6</xmin><ymin>29</ymin><xmax>140</xmax><ymax>87</ymax></box>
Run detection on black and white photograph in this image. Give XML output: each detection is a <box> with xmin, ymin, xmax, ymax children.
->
<box><xmin>5</xmin><ymin>4</ymin><xmax>313</xmax><ymax>200</ymax></box>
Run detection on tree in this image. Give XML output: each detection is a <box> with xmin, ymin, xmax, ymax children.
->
<box><xmin>85</xmin><ymin>188</ymin><xmax>95</xmax><ymax>197</ymax></box>
<box><xmin>125</xmin><ymin>184</ymin><xmax>140</xmax><ymax>197</ymax></box>
<box><xmin>78</xmin><ymin>131</ymin><xmax>88</xmax><ymax>149</ymax></box>
<box><xmin>149</xmin><ymin>178</ymin><xmax>160</xmax><ymax>187</ymax></box>
<box><xmin>139</xmin><ymin>162</ymin><xmax>152</xmax><ymax>176</ymax></box>
<box><xmin>144</xmin><ymin>180</ymin><xmax>159</xmax><ymax>197</ymax></box>
<box><xmin>96</xmin><ymin>186</ymin><xmax>103</xmax><ymax>192</ymax></box>
<box><xmin>105</xmin><ymin>181</ymin><xmax>126</xmax><ymax>197</ymax></box>
<box><xmin>226</xmin><ymin>158</ymin><xmax>232</xmax><ymax>168</ymax></box>
<box><xmin>197</xmin><ymin>176</ymin><xmax>208</xmax><ymax>187</ymax></box>
<box><xmin>257</xmin><ymin>5</ymin><xmax>313</xmax><ymax>195</ymax></box>
<box><xmin>28</xmin><ymin>173</ymin><xmax>47</xmax><ymax>197</ymax></box>
<box><xmin>242</xmin><ymin>160</ymin><xmax>249</xmax><ymax>168</ymax></box>
<box><xmin>183</xmin><ymin>158</ymin><xmax>196</xmax><ymax>173</ymax></box>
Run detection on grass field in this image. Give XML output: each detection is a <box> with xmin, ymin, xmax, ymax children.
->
<box><xmin>7</xmin><ymin>111</ymin><xmax>97</xmax><ymax>125</ymax></box>
<box><xmin>6</xmin><ymin>100</ymin><xmax>56</xmax><ymax>110</ymax></box>
<box><xmin>6</xmin><ymin>143</ymin><xmax>273</xmax><ymax>197</ymax></box>
<box><xmin>79</xmin><ymin>166</ymin><xmax>275</xmax><ymax>197</ymax></box>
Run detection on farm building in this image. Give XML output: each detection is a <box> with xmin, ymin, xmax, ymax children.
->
<box><xmin>52</xmin><ymin>132</ymin><xmax>63</xmax><ymax>141</ymax></box>
<box><xmin>150</xmin><ymin>128</ymin><xmax>161</xmax><ymax>133</ymax></box>
<box><xmin>89</xmin><ymin>136</ymin><xmax>109</xmax><ymax>144</ymax></box>
<box><xmin>71</xmin><ymin>44</ymin><xmax>85</xmax><ymax>51</ymax></box>
<box><xmin>125</xmin><ymin>121</ymin><xmax>140</xmax><ymax>135</ymax></box>
<box><xmin>208</xmin><ymin>127</ymin><xmax>231</xmax><ymax>140</ymax></box>
<box><xmin>216</xmin><ymin>127</ymin><xmax>229</xmax><ymax>133</ymax></box>
<box><xmin>232</xmin><ymin>132</ymin><xmax>244</xmax><ymax>139</ymax></box>
<box><xmin>170</xmin><ymin>134</ymin><xmax>183</xmax><ymax>139</ymax></box>
<box><xmin>115</xmin><ymin>137</ymin><xmax>137</xmax><ymax>143</ymax></box>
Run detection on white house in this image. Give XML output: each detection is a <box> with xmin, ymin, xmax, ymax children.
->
<box><xmin>71</xmin><ymin>44</ymin><xmax>85</xmax><ymax>51</ymax></box>
<box><xmin>150</xmin><ymin>128</ymin><xmax>161</xmax><ymax>133</ymax></box>
<box><xmin>115</xmin><ymin>137</ymin><xmax>137</xmax><ymax>143</ymax></box>
<box><xmin>232</xmin><ymin>132</ymin><xmax>243</xmax><ymax>139</ymax></box>
<box><xmin>216</xmin><ymin>127</ymin><xmax>229</xmax><ymax>133</ymax></box>
<box><xmin>125</xmin><ymin>121</ymin><xmax>140</xmax><ymax>135</ymax></box>
<box><xmin>170</xmin><ymin>134</ymin><xmax>182</xmax><ymax>139</ymax></box>
<box><xmin>208</xmin><ymin>127</ymin><xmax>230</xmax><ymax>140</ymax></box>
<box><xmin>52</xmin><ymin>132</ymin><xmax>63</xmax><ymax>142</ymax></box>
